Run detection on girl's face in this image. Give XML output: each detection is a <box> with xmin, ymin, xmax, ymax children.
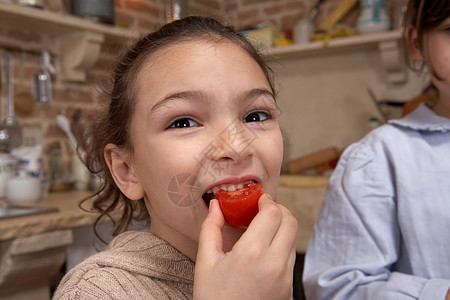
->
<box><xmin>123</xmin><ymin>40</ymin><xmax>283</xmax><ymax>260</ymax></box>
<box><xmin>409</xmin><ymin>17</ymin><xmax>450</xmax><ymax>117</ymax></box>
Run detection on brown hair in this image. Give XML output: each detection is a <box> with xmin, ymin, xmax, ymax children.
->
<box><xmin>403</xmin><ymin>0</ymin><xmax>450</xmax><ymax>74</ymax></box>
<box><xmin>80</xmin><ymin>16</ymin><xmax>276</xmax><ymax>242</ymax></box>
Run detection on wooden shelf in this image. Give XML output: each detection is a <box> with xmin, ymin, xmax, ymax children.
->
<box><xmin>265</xmin><ymin>29</ymin><xmax>403</xmax><ymax>59</ymax></box>
<box><xmin>0</xmin><ymin>2</ymin><xmax>135</xmax><ymax>42</ymax></box>
<box><xmin>265</xmin><ymin>29</ymin><xmax>406</xmax><ymax>83</ymax></box>
<box><xmin>0</xmin><ymin>2</ymin><xmax>137</xmax><ymax>82</ymax></box>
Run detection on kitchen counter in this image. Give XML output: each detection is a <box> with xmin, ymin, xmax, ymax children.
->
<box><xmin>0</xmin><ymin>190</ymin><xmax>103</xmax><ymax>242</ymax></box>
<box><xmin>0</xmin><ymin>190</ymin><xmax>114</xmax><ymax>299</ymax></box>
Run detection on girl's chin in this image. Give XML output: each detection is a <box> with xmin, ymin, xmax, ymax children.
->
<box><xmin>221</xmin><ymin>226</ymin><xmax>246</xmax><ymax>252</ymax></box>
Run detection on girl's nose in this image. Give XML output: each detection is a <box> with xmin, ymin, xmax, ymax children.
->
<box><xmin>214</xmin><ymin>119</ymin><xmax>255</xmax><ymax>163</ymax></box>
<box><xmin>198</xmin><ymin>120</ymin><xmax>255</xmax><ymax>166</ymax></box>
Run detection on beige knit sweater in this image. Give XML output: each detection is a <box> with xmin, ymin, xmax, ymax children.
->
<box><xmin>53</xmin><ymin>231</ymin><xmax>194</xmax><ymax>299</ymax></box>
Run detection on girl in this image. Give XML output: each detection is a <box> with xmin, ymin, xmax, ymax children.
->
<box><xmin>53</xmin><ymin>16</ymin><xmax>297</xmax><ymax>299</ymax></box>
<box><xmin>303</xmin><ymin>0</ymin><xmax>450</xmax><ymax>299</ymax></box>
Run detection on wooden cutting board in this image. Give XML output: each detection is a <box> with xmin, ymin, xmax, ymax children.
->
<box><xmin>278</xmin><ymin>175</ymin><xmax>329</xmax><ymax>188</ymax></box>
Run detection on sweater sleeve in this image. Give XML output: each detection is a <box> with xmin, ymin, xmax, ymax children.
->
<box><xmin>302</xmin><ymin>140</ymin><xmax>450</xmax><ymax>300</ymax></box>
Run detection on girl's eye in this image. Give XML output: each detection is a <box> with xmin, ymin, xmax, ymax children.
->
<box><xmin>243</xmin><ymin>111</ymin><xmax>271</xmax><ymax>123</ymax></box>
<box><xmin>169</xmin><ymin>118</ymin><xmax>198</xmax><ymax>129</ymax></box>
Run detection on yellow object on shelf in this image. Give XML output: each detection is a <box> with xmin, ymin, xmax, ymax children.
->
<box><xmin>242</xmin><ymin>23</ymin><xmax>280</xmax><ymax>50</ymax></box>
<box><xmin>274</xmin><ymin>34</ymin><xmax>293</xmax><ymax>47</ymax></box>
<box><xmin>319</xmin><ymin>0</ymin><xmax>358</xmax><ymax>31</ymax></box>
<box><xmin>311</xmin><ymin>24</ymin><xmax>357</xmax><ymax>46</ymax></box>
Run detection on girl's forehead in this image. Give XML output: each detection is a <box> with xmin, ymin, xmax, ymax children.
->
<box><xmin>136</xmin><ymin>39</ymin><xmax>256</xmax><ymax>82</ymax></box>
<box><xmin>145</xmin><ymin>38</ymin><xmax>247</xmax><ymax>64</ymax></box>
<box><xmin>132</xmin><ymin>38</ymin><xmax>268</xmax><ymax>105</ymax></box>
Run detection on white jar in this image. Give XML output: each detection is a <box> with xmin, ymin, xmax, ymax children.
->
<box><xmin>7</xmin><ymin>175</ymin><xmax>41</xmax><ymax>203</ymax></box>
<box><xmin>357</xmin><ymin>0</ymin><xmax>390</xmax><ymax>34</ymax></box>
<box><xmin>15</xmin><ymin>0</ymin><xmax>44</xmax><ymax>8</ymax></box>
<box><xmin>293</xmin><ymin>19</ymin><xmax>313</xmax><ymax>44</ymax></box>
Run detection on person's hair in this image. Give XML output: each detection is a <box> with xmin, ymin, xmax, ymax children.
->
<box><xmin>403</xmin><ymin>0</ymin><xmax>450</xmax><ymax>75</ymax></box>
<box><xmin>80</xmin><ymin>16</ymin><xmax>276</xmax><ymax>242</ymax></box>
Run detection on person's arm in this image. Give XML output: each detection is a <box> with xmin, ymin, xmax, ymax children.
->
<box><xmin>446</xmin><ymin>289</ymin><xmax>450</xmax><ymax>300</ymax></box>
<box><xmin>194</xmin><ymin>194</ymin><xmax>298</xmax><ymax>300</ymax></box>
<box><xmin>303</xmin><ymin>138</ymin><xmax>450</xmax><ymax>300</ymax></box>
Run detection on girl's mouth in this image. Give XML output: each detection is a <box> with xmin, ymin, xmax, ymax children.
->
<box><xmin>202</xmin><ymin>180</ymin><xmax>256</xmax><ymax>206</ymax></box>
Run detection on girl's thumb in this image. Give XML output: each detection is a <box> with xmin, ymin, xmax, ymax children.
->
<box><xmin>196</xmin><ymin>199</ymin><xmax>225</xmax><ymax>263</ymax></box>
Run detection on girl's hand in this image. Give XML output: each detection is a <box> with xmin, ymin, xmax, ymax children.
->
<box><xmin>194</xmin><ymin>194</ymin><xmax>298</xmax><ymax>300</ymax></box>
<box><xmin>446</xmin><ymin>289</ymin><xmax>450</xmax><ymax>300</ymax></box>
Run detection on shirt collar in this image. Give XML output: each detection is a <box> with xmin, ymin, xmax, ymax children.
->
<box><xmin>388</xmin><ymin>103</ymin><xmax>450</xmax><ymax>132</ymax></box>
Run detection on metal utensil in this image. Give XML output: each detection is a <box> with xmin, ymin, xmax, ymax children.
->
<box><xmin>309</xmin><ymin>0</ymin><xmax>324</xmax><ymax>22</ymax></box>
<box><xmin>56</xmin><ymin>113</ymin><xmax>78</xmax><ymax>150</ymax></box>
<box><xmin>4</xmin><ymin>53</ymin><xmax>23</xmax><ymax>149</ymax></box>
<box><xmin>33</xmin><ymin>51</ymin><xmax>54</xmax><ymax>104</ymax></box>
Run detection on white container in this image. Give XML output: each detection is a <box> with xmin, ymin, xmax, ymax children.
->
<box><xmin>293</xmin><ymin>19</ymin><xmax>313</xmax><ymax>44</ymax></box>
<box><xmin>15</xmin><ymin>0</ymin><xmax>44</xmax><ymax>8</ymax></box>
<box><xmin>7</xmin><ymin>176</ymin><xmax>41</xmax><ymax>203</ymax></box>
<box><xmin>357</xmin><ymin>0</ymin><xmax>390</xmax><ymax>34</ymax></box>
<box><xmin>12</xmin><ymin>145</ymin><xmax>46</xmax><ymax>198</ymax></box>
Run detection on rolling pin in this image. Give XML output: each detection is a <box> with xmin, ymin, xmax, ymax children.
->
<box><xmin>287</xmin><ymin>147</ymin><xmax>339</xmax><ymax>174</ymax></box>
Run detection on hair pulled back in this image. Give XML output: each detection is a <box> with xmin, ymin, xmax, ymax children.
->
<box><xmin>80</xmin><ymin>16</ymin><xmax>276</xmax><ymax>240</ymax></box>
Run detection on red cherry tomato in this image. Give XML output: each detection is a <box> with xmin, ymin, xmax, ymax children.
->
<box><xmin>215</xmin><ymin>182</ymin><xmax>263</xmax><ymax>229</ymax></box>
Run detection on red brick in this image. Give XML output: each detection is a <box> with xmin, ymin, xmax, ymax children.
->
<box><xmin>125</xmin><ymin>1</ymin><xmax>160</xmax><ymax>18</ymax></box>
<box><xmin>191</xmin><ymin>0</ymin><xmax>221</xmax><ymax>10</ymax></box>
<box><xmin>281</xmin><ymin>14</ymin><xmax>302</xmax><ymax>31</ymax></box>
<box><xmin>52</xmin><ymin>85</ymin><xmax>94</xmax><ymax>104</ymax></box>
<box><xmin>136</xmin><ymin>20</ymin><xmax>163</xmax><ymax>34</ymax></box>
<box><xmin>5</xmin><ymin>29</ymin><xmax>42</xmax><ymax>44</ymax></box>
<box><xmin>264</xmin><ymin>4</ymin><xmax>284</xmax><ymax>16</ymax></box>
<box><xmin>285</xmin><ymin>1</ymin><xmax>304</xmax><ymax>11</ymax></box>
<box><xmin>242</xmin><ymin>0</ymin><xmax>272</xmax><ymax>6</ymax></box>
<box><xmin>115</xmin><ymin>9</ymin><xmax>137</xmax><ymax>29</ymax></box>
<box><xmin>224</xmin><ymin>1</ymin><xmax>238</xmax><ymax>13</ymax></box>
<box><xmin>237</xmin><ymin>8</ymin><xmax>261</xmax><ymax>22</ymax></box>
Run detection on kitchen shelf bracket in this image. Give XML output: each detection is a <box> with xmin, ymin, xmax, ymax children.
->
<box><xmin>58</xmin><ymin>31</ymin><xmax>105</xmax><ymax>82</ymax></box>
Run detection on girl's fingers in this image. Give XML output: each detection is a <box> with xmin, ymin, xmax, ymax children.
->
<box><xmin>195</xmin><ymin>196</ymin><xmax>298</xmax><ymax>300</ymax></box>
<box><xmin>235</xmin><ymin>194</ymin><xmax>283</xmax><ymax>249</ymax></box>
<box><xmin>196</xmin><ymin>199</ymin><xmax>225</xmax><ymax>264</ymax></box>
<box><xmin>270</xmin><ymin>204</ymin><xmax>298</xmax><ymax>254</ymax></box>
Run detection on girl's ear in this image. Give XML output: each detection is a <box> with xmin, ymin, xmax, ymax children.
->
<box><xmin>104</xmin><ymin>144</ymin><xmax>145</xmax><ymax>200</ymax></box>
<box><xmin>406</xmin><ymin>25</ymin><xmax>423</xmax><ymax>62</ymax></box>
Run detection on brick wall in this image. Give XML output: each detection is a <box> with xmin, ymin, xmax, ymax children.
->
<box><xmin>0</xmin><ymin>0</ymin><xmax>404</xmax><ymax>181</ymax></box>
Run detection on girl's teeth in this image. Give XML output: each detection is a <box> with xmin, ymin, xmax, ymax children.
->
<box><xmin>207</xmin><ymin>180</ymin><xmax>256</xmax><ymax>194</ymax></box>
<box><xmin>228</xmin><ymin>185</ymin><xmax>237</xmax><ymax>192</ymax></box>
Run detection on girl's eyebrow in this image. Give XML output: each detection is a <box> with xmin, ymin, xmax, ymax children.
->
<box><xmin>149</xmin><ymin>90</ymin><xmax>211</xmax><ymax>115</ymax></box>
<box><xmin>148</xmin><ymin>88</ymin><xmax>275</xmax><ymax>116</ymax></box>
<box><xmin>244</xmin><ymin>88</ymin><xmax>275</xmax><ymax>102</ymax></box>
